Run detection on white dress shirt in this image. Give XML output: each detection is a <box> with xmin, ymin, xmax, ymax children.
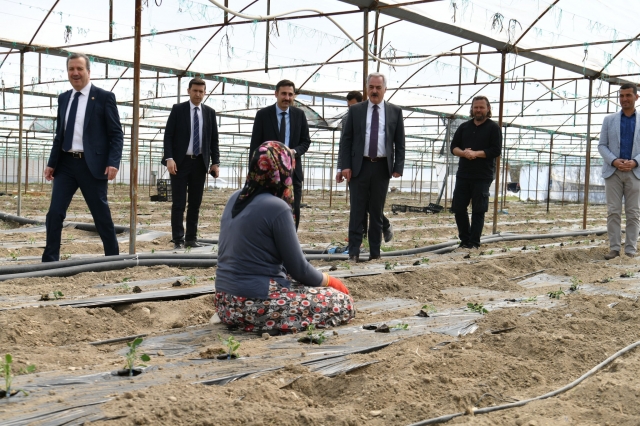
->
<box><xmin>364</xmin><ymin>100</ymin><xmax>386</xmax><ymax>157</ymax></box>
<box><xmin>186</xmin><ymin>101</ymin><xmax>205</xmax><ymax>155</ymax></box>
<box><xmin>64</xmin><ymin>82</ymin><xmax>92</xmax><ymax>152</ymax></box>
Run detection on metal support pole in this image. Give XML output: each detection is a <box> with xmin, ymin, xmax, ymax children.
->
<box><xmin>419</xmin><ymin>152</ymin><xmax>424</xmax><ymax>204</ymax></box>
<box><xmin>546</xmin><ymin>134</ymin><xmax>553</xmax><ymax>213</ymax></box>
<box><xmin>493</xmin><ymin>52</ymin><xmax>507</xmax><ymax>234</ymax></box>
<box><xmin>109</xmin><ymin>0</ymin><xmax>113</xmax><ymax>42</ymax></box>
<box><xmin>330</xmin><ymin>131</ymin><xmax>335</xmax><ymax>207</ymax></box>
<box><xmin>562</xmin><ymin>155</ymin><xmax>566</xmax><ymax>205</ymax></box>
<box><xmin>492</xmin><ymin>51</ymin><xmax>506</xmax><ymax>234</ymax></box>
<box><xmin>264</xmin><ymin>0</ymin><xmax>270</xmax><ymax>73</ymax></box>
<box><xmin>582</xmin><ymin>78</ymin><xmax>594</xmax><ymax>229</ymax></box>
<box><xmin>500</xmin><ymin>125</ymin><xmax>508</xmax><ymax>211</ymax></box>
<box><xmin>177</xmin><ymin>76</ymin><xmax>181</xmax><ymax>103</ymax></box>
<box><xmin>129</xmin><ymin>0</ymin><xmax>142</xmax><ymax>254</ymax></box>
<box><xmin>362</xmin><ymin>9</ymin><xmax>369</xmax><ymax>100</ymax></box>
<box><xmin>17</xmin><ymin>50</ymin><xmax>24</xmax><ymax>216</ymax></box>
<box><xmin>24</xmin><ymin>133</ymin><xmax>28</xmax><ymax>193</ymax></box>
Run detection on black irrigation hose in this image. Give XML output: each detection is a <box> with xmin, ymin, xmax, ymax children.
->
<box><xmin>0</xmin><ymin>228</ymin><xmax>609</xmax><ymax>281</ymax></box>
<box><xmin>0</xmin><ymin>258</ymin><xmax>217</xmax><ymax>281</ymax></box>
<box><xmin>0</xmin><ymin>211</ymin><xmax>129</xmax><ymax>234</ymax></box>
<box><xmin>408</xmin><ymin>338</ymin><xmax>640</xmax><ymax>425</ymax></box>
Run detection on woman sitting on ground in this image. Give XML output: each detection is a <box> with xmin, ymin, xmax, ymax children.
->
<box><xmin>214</xmin><ymin>141</ymin><xmax>356</xmax><ymax>333</ymax></box>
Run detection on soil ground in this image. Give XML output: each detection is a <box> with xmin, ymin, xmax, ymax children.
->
<box><xmin>1</xmin><ymin>183</ymin><xmax>639</xmax><ymax>426</ymax></box>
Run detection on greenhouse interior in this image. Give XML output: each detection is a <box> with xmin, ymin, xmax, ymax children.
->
<box><xmin>3</xmin><ymin>1</ymin><xmax>640</xmax><ymax>425</ymax></box>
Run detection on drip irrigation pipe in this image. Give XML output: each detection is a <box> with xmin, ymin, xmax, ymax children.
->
<box><xmin>408</xmin><ymin>338</ymin><xmax>640</xmax><ymax>425</ymax></box>
<box><xmin>0</xmin><ymin>229</ymin><xmax>608</xmax><ymax>281</ymax></box>
<box><xmin>0</xmin><ymin>211</ymin><xmax>129</xmax><ymax>234</ymax></box>
<box><xmin>0</xmin><ymin>258</ymin><xmax>218</xmax><ymax>281</ymax></box>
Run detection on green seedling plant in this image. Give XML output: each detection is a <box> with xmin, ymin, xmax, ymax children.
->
<box><xmin>621</xmin><ymin>270</ymin><xmax>634</xmax><ymax>278</ymax></box>
<box><xmin>522</xmin><ymin>296</ymin><xmax>538</xmax><ymax>303</ymax></box>
<box><xmin>122</xmin><ymin>277</ymin><xmax>132</xmax><ymax>283</ymax></box>
<box><xmin>219</xmin><ymin>335</ymin><xmax>240</xmax><ymax>359</ymax></box>
<box><xmin>119</xmin><ymin>283</ymin><xmax>131</xmax><ymax>293</ymax></box>
<box><xmin>53</xmin><ymin>290</ymin><xmax>64</xmax><ymax>300</ymax></box>
<box><xmin>28</xmin><ymin>237</ymin><xmax>35</xmax><ymax>245</ymax></box>
<box><xmin>421</xmin><ymin>304</ymin><xmax>437</xmax><ymax>314</ymax></box>
<box><xmin>569</xmin><ymin>277</ymin><xmax>581</xmax><ymax>292</ymax></box>
<box><xmin>186</xmin><ymin>275</ymin><xmax>197</xmax><ymax>286</ymax></box>
<box><xmin>61</xmin><ymin>253</ymin><xmax>71</xmax><ymax>260</ymax></box>
<box><xmin>301</xmin><ymin>324</ymin><xmax>326</xmax><ymax>345</ymax></box>
<box><xmin>392</xmin><ymin>322</ymin><xmax>410</xmax><ymax>330</ymax></box>
<box><xmin>124</xmin><ymin>338</ymin><xmax>150</xmax><ymax>376</ymax></box>
<box><xmin>1</xmin><ymin>354</ymin><xmax>35</xmax><ymax>398</ymax></box>
<box><xmin>421</xmin><ymin>257</ymin><xmax>430</xmax><ymax>264</ymax></box>
<box><xmin>9</xmin><ymin>250</ymin><xmax>19</xmax><ymax>261</ymax></box>
<box><xmin>467</xmin><ymin>302</ymin><xmax>488</xmax><ymax>315</ymax></box>
<box><xmin>547</xmin><ymin>288</ymin><xmax>565</xmax><ymax>299</ymax></box>
<box><xmin>185</xmin><ymin>246</ymin><xmax>192</xmax><ymax>253</ymax></box>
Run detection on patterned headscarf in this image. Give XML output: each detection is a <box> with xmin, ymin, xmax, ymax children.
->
<box><xmin>231</xmin><ymin>141</ymin><xmax>295</xmax><ymax>218</ymax></box>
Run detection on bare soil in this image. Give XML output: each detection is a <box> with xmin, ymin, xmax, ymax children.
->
<box><xmin>1</xmin><ymin>184</ymin><xmax>639</xmax><ymax>425</ymax></box>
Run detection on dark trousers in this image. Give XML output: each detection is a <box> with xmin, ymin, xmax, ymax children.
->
<box><xmin>348</xmin><ymin>160</ymin><xmax>390</xmax><ymax>257</ymax></box>
<box><xmin>170</xmin><ymin>156</ymin><xmax>207</xmax><ymax>243</ymax></box>
<box><xmin>43</xmin><ymin>154</ymin><xmax>118</xmax><ymax>262</ymax></box>
<box><xmin>452</xmin><ymin>177</ymin><xmax>492</xmax><ymax>247</ymax></box>
<box><xmin>293</xmin><ymin>174</ymin><xmax>302</xmax><ymax>230</ymax></box>
<box><xmin>362</xmin><ymin>211</ymin><xmax>390</xmax><ymax>236</ymax></box>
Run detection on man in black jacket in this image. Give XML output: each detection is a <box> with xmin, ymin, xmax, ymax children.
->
<box><xmin>450</xmin><ymin>95</ymin><xmax>502</xmax><ymax>249</ymax></box>
<box><xmin>163</xmin><ymin>77</ymin><xmax>219</xmax><ymax>249</ymax></box>
<box><xmin>249</xmin><ymin>79</ymin><xmax>311</xmax><ymax>230</ymax></box>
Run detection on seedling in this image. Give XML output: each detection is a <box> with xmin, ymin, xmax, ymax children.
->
<box><xmin>61</xmin><ymin>253</ymin><xmax>71</xmax><ymax>261</ymax></box>
<box><xmin>339</xmin><ymin>261</ymin><xmax>351</xmax><ymax>270</ymax></box>
<box><xmin>186</xmin><ymin>275</ymin><xmax>197</xmax><ymax>286</ymax></box>
<box><xmin>600</xmin><ymin>276</ymin><xmax>613</xmax><ymax>283</ymax></box>
<box><xmin>151</xmin><ymin>248</ymin><xmax>155</xmax><ymax>254</ymax></box>
<box><xmin>421</xmin><ymin>257</ymin><xmax>430</xmax><ymax>264</ymax></box>
<box><xmin>28</xmin><ymin>237</ymin><xmax>35</xmax><ymax>245</ymax></box>
<box><xmin>392</xmin><ymin>322</ymin><xmax>410</xmax><ymax>330</ymax></box>
<box><xmin>569</xmin><ymin>277</ymin><xmax>581</xmax><ymax>292</ymax></box>
<box><xmin>547</xmin><ymin>288</ymin><xmax>565</xmax><ymax>299</ymax></box>
<box><xmin>298</xmin><ymin>324</ymin><xmax>326</xmax><ymax>345</ymax></box>
<box><xmin>124</xmin><ymin>338</ymin><xmax>150</xmax><ymax>376</ymax></box>
<box><xmin>1</xmin><ymin>354</ymin><xmax>35</xmax><ymax>399</ymax></box>
<box><xmin>522</xmin><ymin>296</ymin><xmax>537</xmax><ymax>303</ymax></box>
<box><xmin>118</xmin><ymin>283</ymin><xmax>131</xmax><ymax>293</ymax></box>
<box><xmin>385</xmin><ymin>261</ymin><xmax>399</xmax><ymax>270</ymax></box>
<box><xmin>53</xmin><ymin>290</ymin><xmax>64</xmax><ymax>300</ymax></box>
<box><xmin>185</xmin><ymin>246</ymin><xmax>192</xmax><ymax>253</ymax></box>
<box><xmin>421</xmin><ymin>304</ymin><xmax>437</xmax><ymax>314</ymax></box>
<box><xmin>620</xmin><ymin>271</ymin><xmax>634</xmax><ymax>278</ymax></box>
<box><xmin>218</xmin><ymin>335</ymin><xmax>240</xmax><ymax>359</ymax></box>
<box><xmin>9</xmin><ymin>250</ymin><xmax>19</xmax><ymax>261</ymax></box>
<box><xmin>122</xmin><ymin>277</ymin><xmax>132</xmax><ymax>283</ymax></box>
<box><xmin>467</xmin><ymin>302</ymin><xmax>488</xmax><ymax>314</ymax></box>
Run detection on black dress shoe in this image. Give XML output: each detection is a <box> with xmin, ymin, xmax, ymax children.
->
<box><xmin>348</xmin><ymin>254</ymin><xmax>360</xmax><ymax>263</ymax></box>
<box><xmin>173</xmin><ymin>242</ymin><xmax>184</xmax><ymax>250</ymax></box>
<box><xmin>368</xmin><ymin>255</ymin><xmax>381</xmax><ymax>261</ymax></box>
<box><xmin>185</xmin><ymin>240</ymin><xmax>204</xmax><ymax>248</ymax></box>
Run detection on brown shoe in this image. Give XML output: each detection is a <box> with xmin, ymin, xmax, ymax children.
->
<box><xmin>626</xmin><ymin>252</ymin><xmax>635</xmax><ymax>258</ymax></box>
<box><xmin>604</xmin><ymin>250</ymin><xmax>620</xmax><ymax>260</ymax></box>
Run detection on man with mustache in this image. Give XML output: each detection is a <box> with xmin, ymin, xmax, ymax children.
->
<box><xmin>450</xmin><ymin>96</ymin><xmax>502</xmax><ymax>249</ymax></box>
<box><xmin>336</xmin><ymin>90</ymin><xmax>393</xmax><ymax>243</ymax></box>
<box><xmin>339</xmin><ymin>73</ymin><xmax>405</xmax><ymax>262</ymax></box>
<box><xmin>598</xmin><ymin>83</ymin><xmax>640</xmax><ymax>260</ymax></box>
<box><xmin>249</xmin><ymin>79</ymin><xmax>311</xmax><ymax>230</ymax></box>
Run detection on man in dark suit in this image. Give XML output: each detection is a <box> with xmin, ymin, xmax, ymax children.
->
<box><xmin>42</xmin><ymin>53</ymin><xmax>123</xmax><ymax>262</ymax></box>
<box><xmin>336</xmin><ymin>90</ymin><xmax>393</xmax><ymax>242</ymax></box>
<box><xmin>163</xmin><ymin>77</ymin><xmax>220</xmax><ymax>249</ymax></box>
<box><xmin>339</xmin><ymin>73</ymin><xmax>405</xmax><ymax>262</ymax></box>
<box><xmin>249</xmin><ymin>79</ymin><xmax>311</xmax><ymax>230</ymax></box>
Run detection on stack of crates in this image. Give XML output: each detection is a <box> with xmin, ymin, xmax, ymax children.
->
<box><xmin>156</xmin><ymin>179</ymin><xmax>172</xmax><ymax>202</ymax></box>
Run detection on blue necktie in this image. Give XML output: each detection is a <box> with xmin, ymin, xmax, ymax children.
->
<box><xmin>368</xmin><ymin>104</ymin><xmax>379</xmax><ymax>159</ymax></box>
<box><xmin>63</xmin><ymin>91</ymin><xmax>82</xmax><ymax>152</ymax></box>
<box><xmin>193</xmin><ymin>106</ymin><xmax>200</xmax><ymax>156</ymax></box>
<box><xmin>279</xmin><ymin>111</ymin><xmax>286</xmax><ymax>144</ymax></box>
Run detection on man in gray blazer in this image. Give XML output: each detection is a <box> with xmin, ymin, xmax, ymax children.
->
<box><xmin>339</xmin><ymin>73</ymin><xmax>405</xmax><ymax>262</ymax></box>
<box><xmin>598</xmin><ymin>83</ymin><xmax>640</xmax><ymax>259</ymax></box>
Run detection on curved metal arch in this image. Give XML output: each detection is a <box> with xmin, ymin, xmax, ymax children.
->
<box><xmin>599</xmin><ymin>31</ymin><xmax>640</xmax><ymax>75</ymax></box>
<box><xmin>506</xmin><ymin>79</ymin><xmax>575</xmax><ymax>127</ymax></box>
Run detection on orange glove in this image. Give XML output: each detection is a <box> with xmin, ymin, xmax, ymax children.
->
<box><xmin>326</xmin><ymin>275</ymin><xmax>349</xmax><ymax>295</ymax></box>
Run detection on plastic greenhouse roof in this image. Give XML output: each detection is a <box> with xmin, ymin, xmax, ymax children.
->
<box><xmin>0</xmin><ymin>0</ymin><xmax>638</xmax><ymax>167</ymax></box>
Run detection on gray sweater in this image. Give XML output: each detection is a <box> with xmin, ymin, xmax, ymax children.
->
<box><xmin>215</xmin><ymin>191</ymin><xmax>324</xmax><ymax>299</ymax></box>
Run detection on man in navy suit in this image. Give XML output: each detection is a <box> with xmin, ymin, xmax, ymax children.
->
<box><xmin>598</xmin><ymin>83</ymin><xmax>640</xmax><ymax>259</ymax></box>
<box><xmin>249</xmin><ymin>79</ymin><xmax>311</xmax><ymax>230</ymax></box>
<box><xmin>42</xmin><ymin>53</ymin><xmax>123</xmax><ymax>262</ymax></box>
<box><xmin>162</xmin><ymin>77</ymin><xmax>219</xmax><ymax>249</ymax></box>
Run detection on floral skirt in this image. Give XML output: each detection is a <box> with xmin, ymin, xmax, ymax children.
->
<box><xmin>214</xmin><ymin>280</ymin><xmax>356</xmax><ymax>333</ymax></box>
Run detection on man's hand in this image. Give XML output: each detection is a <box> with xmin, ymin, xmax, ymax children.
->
<box><xmin>104</xmin><ymin>166</ymin><xmax>118</xmax><ymax>181</ymax></box>
<box><xmin>392</xmin><ymin>172</ymin><xmax>401</xmax><ymax>178</ymax></box>
<box><xmin>464</xmin><ymin>148</ymin><xmax>477</xmax><ymax>160</ymax></box>
<box><xmin>617</xmin><ymin>159</ymin><xmax>637</xmax><ymax>172</ymax></box>
<box><xmin>342</xmin><ymin>169</ymin><xmax>352</xmax><ymax>183</ymax></box>
<box><xmin>167</xmin><ymin>159</ymin><xmax>177</xmax><ymax>175</ymax></box>
<box><xmin>336</xmin><ymin>171</ymin><xmax>344</xmax><ymax>183</ymax></box>
<box><xmin>44</xmin><ymin>167</ymin><xmax>55</xmax><ymax>181</ymax></box>
<box><xmin>209</xmin><ymin>164</ymin><xmax>220</xmax><ymax>178</ymax></box>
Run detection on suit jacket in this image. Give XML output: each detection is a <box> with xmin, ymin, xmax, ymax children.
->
<box><xmin>249</xmin><ymin>104</ymin><xmax>311</xmax><ymax>180</ymax></box>
<box><xmin>162</xmin><ymin>101</ymin><xmax>219</xmax><ymax>169</ymax></box>
<box><xmin>338</xmin><ymin>100</ymin><xmax>405</xmax><ymax>178</ymax></box>
<box><xmin>47</xmin><ymin>85</ymin><xmax>123</xmax><ymax>180</ymax></box>
<box><xmin>598</xmin><ymin>110</ymin><xmax>640</xmax><ymax>179</ymax></box>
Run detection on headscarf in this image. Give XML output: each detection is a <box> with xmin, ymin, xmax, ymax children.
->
<box><xmin>231</xmin><ymin>141</ymin><xmax>295</xmax><ymax>218</ymax></box>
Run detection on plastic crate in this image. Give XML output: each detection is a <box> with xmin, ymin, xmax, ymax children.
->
<box><xmin>157</xmin><ymin>179</ymin><xmax>171</xmax><ymax>190</ymax></box>
<box><xmin>155</xmin><ymin>179</ymin><xmax>172</xmax><ymax>202</ymax></box>
<box><xmin>391</xmin><ymin>203</ymin><xmax>443</xmax><ymax>214</ymax></box>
